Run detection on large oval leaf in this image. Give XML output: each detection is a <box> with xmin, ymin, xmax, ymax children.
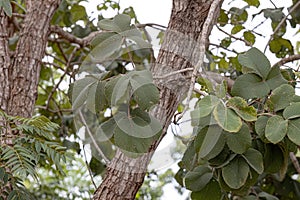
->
<box><xmin>242</xmin><ymin>148</ymin><xmax>264</xmax><ymax>174</ymax></box>
<box><xmin>231</xmin><ymin>73</ymin><xmax>270</xmax><ymax>99</ymax></box>
<box><xmin>287</xmin><ymin>118</ymin><xmax>300</xmax><ymax>145</ymax></box>
<box><xmin>225</xmin><ymin>123</ymin><xmax>251</xmax><ymax>154</ymax></box>
<box><xmin>283</xmin><ymin>102</ymin><xmax>300</xmax><ymax>119</ymax></box>
<box><xmin>191</xmin><ymin>95</ymin><xmax>220</xmax><ymax>119</ymax></box>
<box><xmin>222</xmin><ymin>156</ymin><xmax>250</xmax><ymax>189</ymax></box>
<box><xmin>238</xmin><ymin>47</ymin><xmax>271</xmax><ymax>79</ymax></box>
<box><xmin>184</xmin><ymin>166</ymin><xmax>213</xmax><ymax>192</ymax></box>
<box><xmin>269</xmin><ymin>84</ymin><xmax>295</xmax><ymax>112</ymax></box>
<box><xmin>196</xmin><ymin>126</ymin><xmax>225</xmax><ymax>160</ymax></box>
<box><xmin>213</xmin><ymin>102</ymin><xmax>242</xmax><ymax>132</ymax></box>
<box><xmin>265</xmin><ymin>115</ymin><xmax>288</xmax><ymax>143</ymax></box>
<box><xmin>190</xmin><ymin>179</ymin><xmax>222</xmax><ymax>200</ymax></box>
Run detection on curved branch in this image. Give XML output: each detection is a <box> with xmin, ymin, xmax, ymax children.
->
<box><xmin>273</xmin><ymin>54</ymin><xmax>300</xmax><ymax>67</ymax></box>
<box><xmin>50</xmin><ymin>25</ymin><xmax>102</xmax><ymax>47</ymax></box>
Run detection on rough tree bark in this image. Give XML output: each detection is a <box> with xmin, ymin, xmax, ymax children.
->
<box><xmin>93</xmin><ymin>0</ymin><xmax>223</xmax><ymax>199</ymax></box>
<box><xmin>0</xmin><ymin>1</ymin><xmax>61</xmax><ymax>197</ymax></box>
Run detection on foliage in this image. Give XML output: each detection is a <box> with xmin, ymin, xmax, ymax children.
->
<box><xmin>176</xmin><ymin>47</ymin><xmax>300</xmax><ymax>199</ymax></box>
<box><xmin>2</xmin><ymin>0</ymin><xmax>300</xmax><ymax>199</ymax></box>
<box><xmin>0</xmin><ymin>110</ymin><xmax>66</xmax><ymax>199</ymax></box>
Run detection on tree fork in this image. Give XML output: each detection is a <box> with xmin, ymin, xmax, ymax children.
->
<box><xmin>93</xmin><ymin>0</ymin><xmax>223</xmax><ymax>199</ymax></box>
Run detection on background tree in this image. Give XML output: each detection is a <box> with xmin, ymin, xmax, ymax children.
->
<box><xmin>1</xmin><ymin>0</ymin><xmax>300</xmax><ymax>200</ymax></box>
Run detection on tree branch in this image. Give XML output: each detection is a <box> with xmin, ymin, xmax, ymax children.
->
<box><xmin>78</xmin><ymin>110</ymin><xmax>110</xmax><ymax>164</ymax></box>
<box><xmin>216</xmin><ymin>25</ymin><xmax>252</xmax><ymax>46</ymax></box>
<box><xmin>177</xmin><ymin>0</ymin><xmax>222</xmax><ymax>121</ymax></box>
<box><xmin>273</xmin><ymin>54</ymin><xmax>300</xmax><ymax>67</ymax></box>
<box><xmin>264</xmin><ymin>0</ymin><xmax>300</xmax><ymax>53</ymax></box>
<box><xmin>290</xmin><ymin>152</ymin><xmax>300</xmax><ymax>174</ymax></box>
<box><xmin>50</xmin><ymin>25</ymin><xmax>102</xmax><ymax>47</ymax></box>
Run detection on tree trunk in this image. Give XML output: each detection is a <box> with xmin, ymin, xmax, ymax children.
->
<box><xmin>0</xmin><ymin>0</ymin><xmax>61</xmax><ymax>142</ymax></box>
<box><xmin>0</xmin><ymin>1</ymin><xmax>61</xmax><ymax>197</ymax></box>
<box><xmin>93</xmin><ymin>0</ymin><xmax>222</xmax><ymax>199</ymax></box>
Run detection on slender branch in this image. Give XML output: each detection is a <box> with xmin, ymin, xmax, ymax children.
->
<box><xmin>272</xmin><ymin>54</ymin><xmax>300</xmax><ymax>67</ymax></box>
<box><xmin>177</xmin><ymin>0</ymin><xmax>222</xmax><ymax>121</ymax></box>
<box><xmin>153</xmin><ymin>68</ymin><xmax>194</xmax><ymax>79</ymax></box>
<box><xmin>35</xmin><ymin>105</ymin><xmax>72</xmax><ymax>113</ymax></box>
<box><xmin>46</xmin><ymin>46</ymin><xmax>78</xmax><ymax>109</ymax></box>
<box><xmin>216</xmin><ymin>25</ymin><xmax>252</xmax><ymax>46</ymax></box>
<box><xmin>290</xmin><ymin>152</ymin><xmax>300</xmax><ymax>174</ymax></box>
<box><xmin>83</xmin><ymin>145</ymin><xmax>97</xmax><ymax>189</ymax></box>
<box><xmin>50</xmin><ymin>25</ymin><xmax>103</xmax><ymax>47</ymax></box>
<box><xmin>209</xmin><ymin>43</ymin><xmax>238</xmax><ymax>54</ymax></box>
<box><xmin>78</xmin><ymin>110</ymin><xmax>110</xmax><ymax>164</ymax></box>
<box><xmin>269</xmin><ymin>0</ymin><xmax>277</xmax><ymax>9</ymax></box>
<box><xmin>264</xmin><ymin>0</ymin><xmax>300</xmax><ymax>53</ymax></box>
<box><xmin>136</xmin><ymin>23</ymin><xmax>167</xmax><ymax>31</ymax></box>
<box><xmin>193</xmin><ymin>88</ymin><xmax>208</xmax><ymax>96</ymax></box>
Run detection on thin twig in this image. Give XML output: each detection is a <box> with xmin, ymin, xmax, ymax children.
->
<box><xmin>177</xmin><ymin>0</ymin><xmax>222</xmax><ymax>121</ymax></box>
<box><xmin>83</xmin><ymin>144</ymin><xmax>97</xmax><ymax>189</ymax></box>
<box><xmin>193</xmin><ymin>88</ymin><xmax>208</xmax><ymax>96</ymax></box>
<box><xmin>216</xmin><ymin>25</ymin><xmax>252</xmax><ymax>46</ymax></box>
<box><xmin>50</xmin><ymin>25</ymin><xmax>103</xmax><ymax>47</ymax></box>
<box><xmin>136</xmin><ymin>23</ymin><xmax>167</xmax><ymax>31</ymax></box>
<box><xmin>153</xmin><ymin>68</ymin><xmax>194</xmax><ymax>79</ymax></box>
<box><xmin>46</xmin><ymin>46</ymin><xmax>78</xmax><ymax>109</ymax></box>
<box><xmin>209</xmin><ymin>43</ymin><xmax>238</xmax><ymax>54</ymax></box>
<box><xmin>269</xmin><ymin>0</ymin><xmax>277</xmax><ymax>8</ymax></box>
<box><xmin>290</xmin><ymin>152</ymin><xmax>300</xmax><ymax>174</ymax></box>
<box><xmin>78</xmin><ymin>110</ymin><xmax>110</xmax><ymax>164</ymax></box>
<box><xmin>264</xmin><ymin>0</ymin><xmax>300</xmax><ymax>53</ymax></box>
<box><xmin>272</xmin><ymin>54</ymin><xmax>300</xmax><ymax>67</ymax></box>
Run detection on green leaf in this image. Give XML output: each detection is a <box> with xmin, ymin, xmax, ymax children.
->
<box><xmin>231</xmin><ymin>73</ymin><xmax>269</xmax><ymax>99</ymax></box>
<box><xmin>70</xmin><ymin>5</ymin><xmax>87</xmax><ymax>23</ymax></box>
<box><xmin>114</xmin><ymin>108</ymin><xmax>162</xmax><ymax>138</ymax></box>
<box><xmin>222</xmin><ymin>156</ymin><xmax>250</xmax><ymax>189</ymax></box>
<box><xmin>114</xmin><ymin>126</ymin><xmax>160</xmax><ymax>154</ymax></box>
<box><xmin>215</xmin><ymin>81</ymin><xmax>227</xmax><ymax>98</ymax></box>
<box><xmin>266</xmin><ymin>65</ymin><xmax>288</xmax><ymax>90</ymax></box>
<box><xmin>263</xmin><ymin>8</ymin><xmax>284</xmax><ymax>22</ymax></box>
<box><xmin>269</xmin><ymin>84</ymin><xmax>295</xmax><ymax>112</ymax></box>
<box><xmin>133</xmin><ymin>84</ymin><xmax>159</xmax><ymax>110</ymax></box>
<box><xmin>196</xmin><ymin>126</ymin><xmax>225</xmax><ymax>160</ymax></box>
<box><xmin>191</xmin><ymin>95</ymin><xmax>220</xmax><ymax>119</ymax></box>
<box><xmin>283</xmin><ymin>102</ymin><xmax>300</xmax><ymax>119</ymax></box>
<box><xmin>225</xmin><ymin>123</ymin><xmax>252</xmax><ymax>154</ymax></box>
<box><xmin>287</xmin><ymin>118</ymin><xmax>300</xmax><ymax>145</ymax></box>
<box><xmin>90</xmin><ymin>34</ymin><xmax>123</xmax><ymax>62</ymax></box>
<box><xmin>72</xmin><ymin>77</ymin><xmax>97</xmax><ymax>110</ymax></box>
<box><xmin>243</xmin><ymin>0</ymin><xmax>260</xmax><ymax>7</ymax></box>
<box><xmin>265</xmin><ymin>116</ymin><xmax>288</xmax><ymax>144</ymax></box>
<box><xmin>227</xmin><ymin>97</ymin><xmax>257</xmax><ymax>121</ymax></box>
<box><xmin>184</xmin><ymin>166</ymin><xmax>213</xmax><ymax>192</ymax></box>
<box><xmin>95</xmin><ymin>117</ymin><xmax>116</xmax><ymax>142</ymax></box>
<box><xmin>255</xmin><ymin>116</ymin><xmax>269</xmax><ymax>138</ymax></box>
<box><xmin>111</xmin><ymin>75</ymin><xmax>131</xmax><ymax>106</ymax></box>
<box><xmin>231</xmin><ymin>25</ymin><xmax>244</xmax><ymax>34</ymax></box>
<box><xmin>238</xmin><ymin>47</ymin><xmax>271</xmax><ymax>79</ymax></box>
<box><xmin>190</xmin><ymin>179</ymin><xmax>222</xmax><ymax>200</ymax></box>
<box><xmin>242</xmin><ymin>148</ymin><xmax>264</xmax><ymax>174</ymax></box>
<box><xmin>0</xmin><ymin>0</ymin><xmax>12</xmax><ymax>17</ymax></box>
<box><xmin>243</xmin><ymin>31</ymin><xmax>256</xmax><ymax>45</ymax></box>
<box><xmin>98</xmin><ymin>14</ymin><xmax>131</xmax><ymax>32</ymax></box>
<box><xmin>213</xmin><ymin>102</ymin><xmax>242</xmax><ymax>132</ymax></box>
<box><xmin>182</xmin><ymin>140</ymin><xmax>198</xmax><ymax>171</ymax></box>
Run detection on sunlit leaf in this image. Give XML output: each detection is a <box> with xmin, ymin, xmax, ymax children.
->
<box><xmin>265</xmin><ymin>115</ymin><xmax>288</xmax><ymax>143</ymax></box>
<box><xmin>213</xmin><ymin>102</ymin><xmax>242</xmax><ymax>132</ymax></box>
<box><xmin>287</xmin><ymin>118</ymin><xmax>300</xmax><ymax>145</ymax></box>
<box><xmin>283</xmin><ymin>102</ymin><xmax>300</xmax><ymax>119</ymax></box>
<box><xmin>227</xmin><ymin>97</ymin><xmax>257</xmax><ymax>121</ymax></box>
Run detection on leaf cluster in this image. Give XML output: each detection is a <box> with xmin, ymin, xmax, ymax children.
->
<box><xmin>177</xmin><ymin>48</ymin><xmax>300</xmax><ymax>199</ymax></box>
